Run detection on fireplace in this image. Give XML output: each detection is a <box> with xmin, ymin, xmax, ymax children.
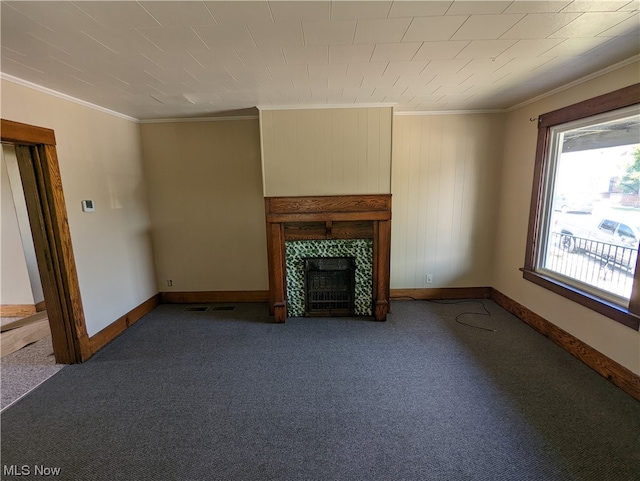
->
<box><xmin>304</xmin><ymin>257</ymin><xmax>355</xmax><ymax>316</ymax></box>
<box><xmin>285</xmin><ymin>239</ymin><xmax>373</xmax><ymax>317</ymax></box>
<box><xmin>264</xmin><ymin>195</ymin><xmax>391</xmax><ymax>322</ymax></box>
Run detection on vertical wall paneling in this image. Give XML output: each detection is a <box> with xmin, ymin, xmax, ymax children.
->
<box><xmin>358</xmin><ymin>109</ymin><xmax>368</xmax><ymax>193</ymax></box>
<box><xmin>260</xmin><ymin>107</ymin><xmax>392</xmax><ymax>197</ymax></box>
<box><xmin>391</xmin><ymin>113</ymin><xmax>504</xmax><ymax>289</ymax></box>
<box><xmin>343</xmin><ymin>109</ymin><xmax>358</xmax><ymax>194</ymax></box>
<box><xmin>284</xmin><ymin>113</ymin><xmax>298</xmax><ymax>196</ymax></box>
<box><xmin>426</xmin><ymin>117</ymin><xmax>442</xmax><ymax>285</ymax></box>
<box><xmin>379</xmin><ymin>108</ymin><xmax>393</xmax><ymax>194</ymax></box>
<box><xmin>314</xmin><ymin>111</ymin><xmax>329</xmax><ymax>192</ymax></box>
<box><xmin>437</xmin><ymin>116</ymin><xmax>457</xmax><ymax>283</ymax></box>
<box><xmin>366</xmin><ymin>108</ymin><xmax>381</xmax><ymax>193</ymax></box>
<box><xmin>391</xmin><ymin>116</ymin><xmax>406</xmax><ymax>284</ymax></box>
<box><xmin>415</xmin><ymin>117</ymin><xmax>431</xmax><ymax>286</ymax></box>
<box><xmin>331</xmin><ymin>110</ymin><xmax>344</xmax><ymax>194</ymax></box>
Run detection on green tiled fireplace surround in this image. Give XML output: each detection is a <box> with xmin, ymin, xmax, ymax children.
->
<box><xmin>285</xmin><ymin>239</ymin><xmax>374</xmax><ymax>317</ymax></box>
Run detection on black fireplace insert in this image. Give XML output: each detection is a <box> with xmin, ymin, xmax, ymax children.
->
<box><xmin>304</xmin><ymin>257</ymin><xmax>356</xmax><ymax>316</ymax></box>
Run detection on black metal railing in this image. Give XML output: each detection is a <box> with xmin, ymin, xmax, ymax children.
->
<box><xmin>544</xmin><ymin>232</ymin><xmax>637</xmax><ymax>298</ymax></box>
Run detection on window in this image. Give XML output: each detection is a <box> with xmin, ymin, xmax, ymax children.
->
<box><xmin>523</xmin><ymin>84</ymin><xmax>640</xmax><ymax>330</ymax></box>
<box><xmin>618</xmin><ymin>224</ymin><xmax>636</xmax><ymax>240</ymax></box>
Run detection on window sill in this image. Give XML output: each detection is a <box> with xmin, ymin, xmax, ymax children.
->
<box><xmin>521</xmin><ymin>268</ymin><xmax>640</xmax><ymax>331</ymax></box>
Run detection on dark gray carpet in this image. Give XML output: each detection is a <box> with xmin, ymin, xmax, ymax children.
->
<box><xmin>1</xmin><ymin>300</ymin><xmax>639</xmax><ymax>481</ymax></box>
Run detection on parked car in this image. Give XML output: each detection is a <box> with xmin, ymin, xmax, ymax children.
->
<box><xmin>553</xmin><ymin>193</ymin><xmax>594</xmax><ymax>214</ymax></box>
<box><xmin>554</xmin><ymin>215</ymin><xmax>640</xmax><ymax>271</ymax></box>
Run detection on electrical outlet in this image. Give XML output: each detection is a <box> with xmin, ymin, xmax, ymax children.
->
<box><xmin>167</xmin><ymin>279</ymin><xmax>173</xmax><ymax>287</ymax></box>
<box><xmin>426</xmin><ymin>274</ymin><xmax>433</xmax><ymax>284</ymax></box>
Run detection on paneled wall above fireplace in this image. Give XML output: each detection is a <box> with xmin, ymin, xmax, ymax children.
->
<box><xmin>264</xmin><ymin>194</ymin><xmax>391</xmax><ymax>322</ymax></box>
<box><xmin>259</xmin><ymin>107</ymin><xmax>392</xmax><ymax>197</ymax></box>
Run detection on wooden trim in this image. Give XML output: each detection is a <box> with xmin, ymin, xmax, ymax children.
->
<box><xmin>271</xmin><ymin>223</ymin><xmax>288</xmax><ymax>322</ymax></box>
<box><xmin>266</xmin><ymin>194</ymin><xmax>391</xmax><ymax>215</ymax></box>
<box><xmin>374</xmin><ymin>219</ymin><xmax>392</xmax><ymax>321</ymax></box>
<box><xmin>391</xmin><ymin>287</ymin><xmax>492</xmax><ymax>300</ymax></box>
<box><xmin>266</xmin><ymin>195</ymin><xmax>392</xmax><ymax>223</ymax></box>
<box><xmin>160</xmin><ymin>291</ymin><xmax>270</xmax><ymax>304</ymax></box>
<box><xmin>538</xmin><ymin>83</ymin><xmax>640</xmax><ymax>129</ymax></box>
<box><xmin>523</xmin><ymin>84</ymin><xmax>640</xmax><ymax>330</ymax></box>
<box><xmin>628</xmin><ymin>251</ymin><xmax>640</xmax><ymax>315</ymax></box>
<box><xmin>15</xmin><ymin>145</ymin><xmax>85</xmax><ymax>363</ymax></box>
<box><xmin>265</xmin><ymin>202</ymin><xmax>276</xmax><ymax>316</ymax></box>
<box><xmin>0</xmin><ymin>305</ymin><xmax>37</xmax><ymax>317</ymax></box>
<box><xmin>283</xmin><ymin>221</ymin><xmax>374</xmax><ymax>241</ymax></box>
<box><xmin>268</xmin><ymin>211</ymin><xmax>391</xmax><ymax>223</ymax></box>
<box><xmin>521</xmin><ymin>269</ymin><xmax>639</xmax><ymax>331</ymax></box>
<box><xmin>13</xmin><ymin>145</ymin><xmax>69</xmax><ymax>360</ymax></box>
<box><xmin>523</xmin><ymin>121</ymin><xmax>550</xmax><ymax>271</ymax></box>
<box><xmin>264</xmin><ymin>195</ymin><xmax>392</xmax><ymax>322</ymax></box>
<box><xmin>88</xmin><ymin>294</ymin><xmax>160</xmax><ymax>354</ymax></box>
<box><xmin>3</xmin><ymin>120</ymin><xmax>89</xmax><ymax>364</ymax></box>
<box><xmin>39</xmin><ymin>145</ymin><xmax>90</xmax><ymax>360</ymax></box>
<box><xmin>491</xmin><ymin>288</ymin><xmax>640</xmax><ymax>402</ymax></box>
<box><xmin>1</xmin><ymin>119</ymin><xmax>56</xmax><ymax>146</ymax></box>
<box><xmin>35</xmin><ymin>300</ymin><xmax>46</xmax><ymax>312</ymax></box>
<box><xmin>392</xmin><ymin>285</ymin><xmax>640</xmax><ymax>400</ymax></box>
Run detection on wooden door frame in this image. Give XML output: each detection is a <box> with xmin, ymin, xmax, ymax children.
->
<box><xmin>2</xmin><ymin>119</ymin><xmax>90</xmax><ymax>363</ymax></box>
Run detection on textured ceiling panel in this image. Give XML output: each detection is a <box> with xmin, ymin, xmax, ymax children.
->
<box><xmin>1</xmin><ymin>0</ymin><xmax>638</xmax><ymax>120</ymax></box>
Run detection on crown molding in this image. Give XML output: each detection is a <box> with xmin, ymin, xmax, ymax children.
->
<box><xmin>5</xmin><ymin>54</ymin><xmax>637</xmax><ymax>122</ymax></box>
<box><xmin>1</xmin><ymin>73</ymin><xmax>139</xmax><ymax>123</ymax></box>
<box><xmin>506</xmin><ymin>55</ymin><xmax>640</xmax><ymax>112</ymax></box>
<box><xmin>394</xmin><ymin>109</ymin><xmax>504</xmax><ymax>116</ymax></box>
<box><xmin>257</xmin><ymin>103</ymin><xmax>395</xmax><ymax>111</ymax></box>
<box><xmin>139</xmin><ymin>116</ymin><xmax>259</xmax><ymax>124</ymax></box>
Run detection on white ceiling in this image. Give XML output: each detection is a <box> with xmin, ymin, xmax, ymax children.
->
<box><xmin>2</xmin><ymin>1</ymin><xmax>639</xmax><ymax>120</ymax></box>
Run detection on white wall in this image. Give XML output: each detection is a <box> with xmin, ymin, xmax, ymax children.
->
<box><xmin>492</xmin><ymin>61</ymin><xmax>640</xmax><ymax>374</ymax></box>
<box><xmin>1</xmin><ymin>147</ymin><xmax>34</xmax><ymax>305</ymax></box>
<box><xmin>1</xmin><ymin>79</ymin><xmax>157</xmax><ymax>337</ymax></box>
<box><xmin>2</xmin><ymin>144</ymin><xmax>45</xmax><ymax>305</ymax></box>
<box><xmin>391</xmin><ymin>113</ymin><xmax>504</xmax><ymax>288</ymax></box>
<box><xmin>260</xmin><ymin>107</ymin><xmax>392</xmax><ymax>196</ymax></box>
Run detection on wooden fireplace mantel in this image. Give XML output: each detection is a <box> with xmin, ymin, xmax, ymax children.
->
<box><xmin>264</xmin><ymin>194</ymin><xmax>392</xmax><ymax>322</ymax></box>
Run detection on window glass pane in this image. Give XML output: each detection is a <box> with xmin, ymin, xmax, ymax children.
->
<box><xmin>538</xmin><ymin>109</ymin><xmax>640</xmax><ymax>305</ymax></box>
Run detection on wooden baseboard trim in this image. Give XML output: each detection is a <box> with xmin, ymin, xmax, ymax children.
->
<box><xmin>88</xmin><ymin>286</ymin><xmax>640</xmax><ymax>400</ymax></box>
<box><xmin>391</xmin><ymin>287</ymin><xmax>491</xmax><ymax>300</ymax></box>
<box><xmin>0</xmin><ymin>304</ymin><xmax>37</xmax><ymax>317</ymax></box>
<box><xmin>490</xmin><ymin>288</ymin><xmax>640</xmax><ymax>402</ymax></box>
<box><xmin>160</xmin><ymin>290</ymin><xmax>270</xmax><ymax>304</ymax></box>
<box><xmin>35</xmin><ymin>300</ymin><xmax>46</xmax><ymax>312</ymax></box>
<box><xmin>88</xmin><ymin>294</ymin><xmax>160</xmax><ymax>355</ymax></box>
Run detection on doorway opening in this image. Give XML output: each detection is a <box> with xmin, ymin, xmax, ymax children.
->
<box><xmin>1</xmin><ymin>119</ymin><xmax>90</xmax><ymax>365</ymax></box>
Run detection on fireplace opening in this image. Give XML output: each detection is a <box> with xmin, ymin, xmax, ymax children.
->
<box><xmin>304</xmin><ymin>257</ymin><xmax>356</xmax><ymax>317</ymax></box>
